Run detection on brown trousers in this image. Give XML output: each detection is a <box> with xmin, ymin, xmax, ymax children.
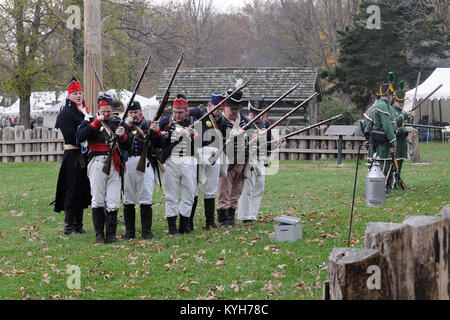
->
<box><xmin>217</xmin><ymin>164</ymin><xmax>245</xmax><ymax>210</ymax></box>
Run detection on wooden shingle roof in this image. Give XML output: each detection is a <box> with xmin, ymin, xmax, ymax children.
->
<box><xmin>155</xmin><ymin>67</ymin><xmax>322</xmax><ymax>102</ymax></box>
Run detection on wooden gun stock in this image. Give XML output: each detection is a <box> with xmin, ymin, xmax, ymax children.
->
<box><xmin>391</xmin><ymin>153</ymin><xmax>406</xmax><ymax>190</ymax></box>
<box><xmin>137</xmin><ymin>52</ymin><xmax>184</xmax><ymax>173</ymax></box>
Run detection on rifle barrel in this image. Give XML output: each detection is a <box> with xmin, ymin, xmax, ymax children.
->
<box><xmin>410</xmin><ymin>84</ymin><xmax>443</xmax><ymax>112</ymax></box>
<box><xmin>266</xmin><ymin>92</ymin><xmax>318</xmax><ymax>132</ymax></box>
<box><xmin>193</xmin><ymin>79</ymin><xmax>251</xmax><ymax>125</ymax></box>
<box><xmin>124</xmin><ymin>53</ymin><xmax>152</xmax><ymax>121</ymax></box>
<box><xmin>274</xmin><ymin>114</ymin><xmax>343</xmax><ymax>143</ymax></box>
<box><xmin>243</xmin><ymin>82</ymin><xmax>301</xmax><ymax>130</ymax></box>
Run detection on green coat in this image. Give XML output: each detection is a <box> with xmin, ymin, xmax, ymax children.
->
<box><xmin>372</xmin><ymin>97</ymin><xmax>397</xmax><ymax>160</ymax></box>
<box><xmin>390</xmin><ymin>105</ymin><xmax>410</xmax><ymax>160</ymax></box>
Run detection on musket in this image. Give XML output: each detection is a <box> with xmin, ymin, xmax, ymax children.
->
<box><xmin>266</xmin><ymin>92</ymin><xmax>318</xmax><ymax>132</ymax></box>
<box><xmin>247</xmin><ymin>92</ymin><xmax>319</xmax><ymax>146</ymax></box>
<box><xmin>208</xmin><ymin>82</ymin><xmax>302</xmax><ymax>165</ymax></box>
<box><xmin>192</xmin><ymin>79</ymin><xmax>251</xmax><ymax>126</ymax></box>
<box><xmin>391</xmin><ymin>152</ymin><xmax>406</xmax><ymax>190</ymax></box>
<box><xmin>91</xmin><ymin>62</ymin><xmax>125</xmax><ymax>175</ymax></box>
<box><xmin>411</xmin><ymin>72</ymin><xmax>421</xmax><ymax>111</ymax></box>
<box><xmin>265</xmin><ymin>113</ymin><xmax>343</xmax><ymax>146</ymax></box>
<box><xmin>410</xmin><ymin>84</ymin><xmax>443</xmax><ymax>112</ymax></box>
<box><xmin>404</xmin><ymin>123</ymin><xmax>446</xmax><ymax>130</ymax></box>
<box><xmin>137</xmin><ymin>52</ymin><xmax>184</xmax><ymax>173</ymax></box>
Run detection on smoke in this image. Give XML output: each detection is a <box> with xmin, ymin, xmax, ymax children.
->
<box><xmin>235</xmin><ymin>78</ymin><xmax>243</xmax><ymax>89</ymax></box>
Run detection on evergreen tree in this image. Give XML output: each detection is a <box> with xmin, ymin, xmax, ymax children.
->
<box><xmin>325</xmin><ymin>0</ymin><xmax>449</xmax><ymax>110</ymax></box>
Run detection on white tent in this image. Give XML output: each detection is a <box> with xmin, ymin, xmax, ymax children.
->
<box><xmin>105</xmin><ymin>89</ymin><xmax>159</xmax><ymax>120</ymax></box>
<box><xmin>40</xmin><ymin>89</ymin><xmax>159</xmax><ymax>128</ymax></box>
<box><xmin>0</xmin><ymin>91</ymin><xmax>67</xmax><ymax>116</ymax></box>
<box><xmin>404</xmin><ymin>68</ymin><xmax>450</xmax><ymax>126</ymax></box>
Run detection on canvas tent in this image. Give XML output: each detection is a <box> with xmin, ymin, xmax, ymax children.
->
<box><xmin>0</xmin><ymin>89</ymin><xmax>159</xmax><ymax>128</ymax></box>
<box><xmin>404</xmin><ymin>68</ymin><xmax>450</xmax><ymax>126</ymax></box>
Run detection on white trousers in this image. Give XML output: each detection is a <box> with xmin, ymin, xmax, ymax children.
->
<box><xmin>195</xmin><ymin>146</ymin><xmax>220</xmax><ymax>199</ymax></box>
<box><xmin>87</xmin><ymin>155</ymin><xmax>121</xmax><ymax>211</ymax></box>
<box><xmin>162</xmin><ymin>157</ymin><xmax>197</xmax><ymax>218</ymax></box>
<box><xmin>123</xmin><ymin>156</ymin><xmax>155</xmax><ymax>205</ymax></box>
<box><xmin>237</xmin><ymin>164</ymin><xmax>266</xmax><ymax>221</ymax></box>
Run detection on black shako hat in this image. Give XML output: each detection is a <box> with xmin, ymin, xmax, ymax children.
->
<box><xmin>248</xmin><ymin>96</ymin><xmax>264</xmax><ymax>113</ymax></box>
<box><xmin>226</xmin><ymin>89</ymin><xmax>243</xmax><ymax>108</ymax></box>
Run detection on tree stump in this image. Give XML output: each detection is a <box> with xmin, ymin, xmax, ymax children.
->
<box><xmin>402</xmin><ymin>215</ymin><xmax>450</xmax><ymax>300</ymax></box>
<box><xmin>14</xmin><ymin>126</ymin><xmax>25</xmax><ymax>163</ymax></box>
<box><xmin>364</xmin><ymin>222</ymin><xmax>415</xmax><ymax>299</ymax></box>
<box><xmin>328</xmin><ymin>247</ymin><xmax>386</xmax><ymax>300</ymax></box>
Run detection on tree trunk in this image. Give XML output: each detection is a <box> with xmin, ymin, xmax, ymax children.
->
<box><xmin>84</xmin><ymin>0</ymin><xmax>102</xmax><ymax>115</ymax></box>
<box><xmin>328</xmin><ymin>247</ymin><xmax>386</xmax><ymax>300</ymax></box>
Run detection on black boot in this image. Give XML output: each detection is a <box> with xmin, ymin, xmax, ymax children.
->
<box><xmin>217</xmin><ymin>209</ymin><xmax>228</xmax><ymax>227</ymax></box>
<box><xmin>74</xmin><ymin>209</ymin><xmax>87</xmax><ymax>234</ymax></box>
<box><xmin>123</xmin><ymin>204</ymin><xmax>136</xmax><ymax>240</ymax></box>
<box><xmin>105</xmin><ymin>210</ymin><xmax>119</xmax><ymax>243</ymax></box>
<box><xmin>64</xmin><ymin>209</ymin><xmax>78</xmax><ymax>235</ymax></box>
<box><xmin>204</xmin><ymin>198</ymin><xmax>217</xmax><ymax>230</ymax></box>
<box><xmin>227</xmin><ymin>208</ymin><xmax>236</xmax><ymax>227</ymax></box>
<box><xmin>141</xmin><ymin>204</ymin><xmax>154</xmax><ymax>239</ymax></box>
<box><xmin>179</xmin><ymin>215</ymin><xmax>192</xmax><ymax>234</ymax></box>
<box><xmin>189</xmin><ymin>196</ymin><xmax>198</xmax><ymax>232</ymax></box>
<box><xmin>167</xmin><ymin>216</ymin><xmax>179</xmax><ymax>235</ymax></box>
<box><xmin>92</xmin><ymin>207</ymin><xmax>105</xmax><ymax>244</ymax></box>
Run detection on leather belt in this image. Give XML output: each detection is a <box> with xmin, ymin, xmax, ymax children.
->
<box><xmin>64</xmin><ymin>144</ymin><xmax>80</xmax><ymax>150</ymax></box>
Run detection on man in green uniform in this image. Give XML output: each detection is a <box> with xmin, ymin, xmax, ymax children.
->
<box><xmin>371</xmin><ymin>81</ymin><xmax>397</xmax><ymax>193</ymax></box>
<box><xmin>389</xmin><ymin>81</ymin><xmax>413</xmax><ymax>190</ymax></box>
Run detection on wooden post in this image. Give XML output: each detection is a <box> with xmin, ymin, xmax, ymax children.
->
<box><xmin>41</xmin><ymin>127</ymin><xmax>48</xmax><ymax>162</ymax></box>
<box><xmin>0</xmin><ymin>128</ymin><xmax>2</xmax><ymax>162</ymax></box>
<box><xmin>56</xmin><ymin>130</ymin><xmax>63</xmax><ymax>162</ymax></box>
<box><xmin>409</xmin><ymin>130</ymin><xmax>420</xmax><ymax>163</ymax></box>
<box><xmin>320</xmin><ymin>127</ymin><xmax>328</xmax><ymax>160</ymax></box>
<box><xmin>33</xmin><ymin>126</ymin><xmax>42</xmax><ymax>161</ymax></box>
<box><xmin>48</xmin><ymin>129</ymin><xmax>57</xmax><ymax>161</ymax></box>
<box><xmin>14</xmin><ymin>125</ymin><xmax>24</xmax><ymax>163</ymax></box>
<box><xmin>328</xmin><ymin>136</ymin><xmax>336</xmax><ymax>159</ymax></box>
<box><xmin>345</xmin><ymin>138</ymin><xmax>353</xmax><ymax>160</ymax></box>
<box><xmin>4</xmin><ymin>127</ymin><xmax>14</xmax><ymax>162</ymax></box>
<box><xmin>309</xmin><ymin>128</ymin><xmax>320</xmax><ymax>161</ymax></box>
<box><xmin>289</xmin><ymin>127</ymin><xmax>298</xmax><ymax>160</ymax></box>
<box><xmin>299</xmin><ymin>128</ymin><xmax>308</xmax><ymax>160</ymax></box>
<box><xmin>24</xmin><ymin>129</ymin><xmax>33</xmax><ymax>162</ymax></box>
<box><xmin>84</xmin><ymin>0</ymin><xmax>102</xmax><ymax>115</ymax></box>
<box><xmin>279</xmin><ymin>128</ymin><xmax>287</xmax><ymax>160</ymax></box>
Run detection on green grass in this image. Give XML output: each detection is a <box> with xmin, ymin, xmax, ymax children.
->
<box><xmin>0</xmin><ymin>142</ymin><xmax>448</xmax><ymax>300</ymax></box>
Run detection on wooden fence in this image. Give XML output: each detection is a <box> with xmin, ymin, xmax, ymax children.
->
<box><xmin>0</xmin><ymin>126</ymin><xmax>64</xmax><ymax>162</ymax></box>
<box><xmin>0</xmin><ymin>125</ymin><xmax>421</xmax><ymax>163</ymax></box>
<box><xmin>324</xmin><ymin>206</ymin><xmax>450</xmax><ymax>300</ymax></box>
<box><xmin>276</xmin><ymin>126</ymin><xmax>367</xmax><ymax>161</ymax></box>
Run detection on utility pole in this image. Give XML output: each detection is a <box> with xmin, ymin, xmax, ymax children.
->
<box><xmin>83</xmin><ymin>0</ymin><xmax>102</xmax><ymax>115</ymax></box>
